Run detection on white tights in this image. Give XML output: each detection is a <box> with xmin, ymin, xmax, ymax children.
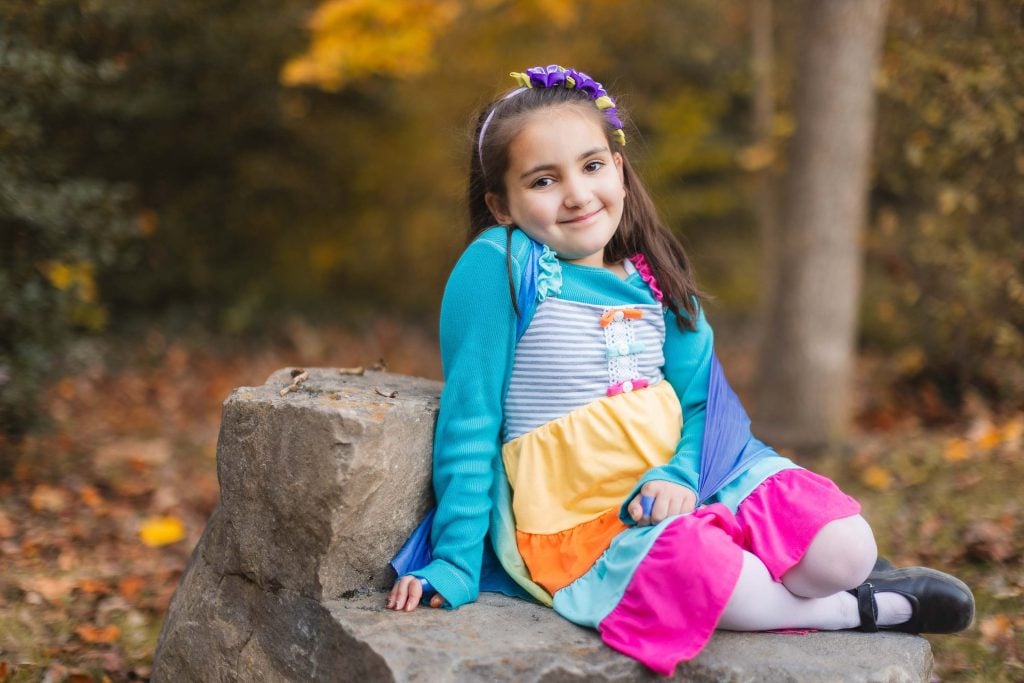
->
<box><xmin>718</xmin><ymin>515</ymin><xmax>913</xmax><ymax>631</ymax></box>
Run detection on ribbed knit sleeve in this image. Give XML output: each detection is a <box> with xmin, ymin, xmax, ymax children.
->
<box><xmin>409</xmin><ymin>235</ymin><xmax>519</xmax><ymax>608</ymax></box>
<box><xmin>618</xmin><ymin>305</ymin><xmax>713</xmax><ymax>522</ymax></box>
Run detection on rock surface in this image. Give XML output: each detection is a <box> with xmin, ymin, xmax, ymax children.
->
<box><xmin>153</xmin><ymin>368</ymin><xmax>934</xmax><ymax>682</ymax></box>
<box><xmin>329</xmin><ymin>592</ymin><xmax>933</xmax><ymax>683</ymax></box>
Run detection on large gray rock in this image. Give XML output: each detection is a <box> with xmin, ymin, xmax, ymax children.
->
<box><xmin>211</xmin><ymin>368</ymin><xmax>440</xmax><ymax>600</ymax></box>
<box><xmin>153</xmin><ymin>368</ymin><xmax>934</xmax><ymax>682</ymax></box>
<box><xmin>329</xmin><ymin>592</ymin><xmax>933</xmax><ymax>683</ymax></box>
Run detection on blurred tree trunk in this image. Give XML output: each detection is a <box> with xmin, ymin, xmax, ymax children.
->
<box><xmin>750</xmin><ymin>0</ymin><xmax>778</xmax><ymax>351</ymax></box>
<box><xmin>753</xmin><ymin>0</ymin><xmax>889</xmax><ymax>452</ymax></box>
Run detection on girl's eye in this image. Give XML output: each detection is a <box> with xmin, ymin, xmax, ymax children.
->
<box><xmin>584</xmin><ymin>160</ymin><xmax>605</xmax><ymax>173</ymax></box>
<box><xmin>531</xmin><ymin>177</ymin><xmax>554</xmax><ymax>188</ymax></box>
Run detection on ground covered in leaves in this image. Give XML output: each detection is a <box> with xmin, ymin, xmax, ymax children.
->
<box><xmin>0</xmin><ymin>322</ymin><xmax>1021</xmax><ymax>682</ymax></box>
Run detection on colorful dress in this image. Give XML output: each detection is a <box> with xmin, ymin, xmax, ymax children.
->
<box><xmin>405</xmin><ymin>227</ymin><xmax>854</xmax><ymax>675</ymax></box>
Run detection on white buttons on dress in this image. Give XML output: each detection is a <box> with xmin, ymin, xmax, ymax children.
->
<box><xmin>613</xmin><ymin>310</ymin><xmax>624</xmax><ymax>321</ymax></box>
<box><xmin>617</xmin><ymin>342</ymin><xmax>630</xmax><ymax>355</ymax></box>
<box><xmin>622</xmin><ymin>381</ymin><xmax>634</xmax><ymax>393</ymax></box>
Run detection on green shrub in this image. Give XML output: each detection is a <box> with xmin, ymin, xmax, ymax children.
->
<box><xmin>863</xmin><ymin>2</ymin><xmax>1024</xmax><ymax>409</ymax></box>
<box><xmin>1</xmin><ymin>1</ymin><xmax>138</xmax><ymax>439</ymax></box>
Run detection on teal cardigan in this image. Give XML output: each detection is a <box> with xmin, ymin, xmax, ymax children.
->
<box><xmin>409</xmin><ymin>227</ymin><xmax>796</xmax><ymax>608</ymax></box>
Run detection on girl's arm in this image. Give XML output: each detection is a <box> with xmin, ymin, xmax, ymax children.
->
<box><xmin>619</xmin><ymin>304</ymin><xmax>713</xmax><ymax>523</ymax></box>
<box><xmin>401</xmin><ymin>236</ymin><xmax>519</xmax><ymax>609</ymax></box>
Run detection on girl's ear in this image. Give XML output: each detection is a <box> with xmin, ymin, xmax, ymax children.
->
<box><xmin>613</xmin><ymin>151</ymin><xmax>625</xmax><ymax>187</ymax></box>
<box><xmin>485</xmin><ymin>192</ymin><xmax>512</xmax><ymax>225</ymax></box>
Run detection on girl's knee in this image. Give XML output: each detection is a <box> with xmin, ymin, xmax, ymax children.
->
<box><xmin>784</xmin><ymin>515</ymin><xmax>878</xmax><ymax>596</ymax></box>
<box><xmin>834</xmin><ymin>515</ymin><xmax>878</xmax><ymax>576</ymax></box>
<box><xmin>824</xmin><ymin>515</ymin><xmax>877</xmax><ymax>585</ymax></box>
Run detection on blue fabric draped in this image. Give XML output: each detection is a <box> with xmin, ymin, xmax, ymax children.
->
<box><xmin>388</xmin><ymin>508</ymin><xmax>435</xmax><ymax>577</ymax></box>
<box><xmin>515</xmin><ymin>238</ymin><xmax>543</xmax><ymax>341</ymax></box>
<box><xmin>389</xmin><ymin>509</ymin><xmax>531</xmax><ymax>599</ymax></box>
<box><xmin>389</xmin><ymin>235</ymin><xmax>546</xmax><ymax>601</ymax></box>
<box><xmin>696</xmin><ymin>353</ymin><xmax>773</xmax><ymax>503</ymax></box>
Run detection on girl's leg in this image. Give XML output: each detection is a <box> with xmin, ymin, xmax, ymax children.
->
<box><xmin>780</xmin><ymin>514</ymin><xmax>877</xmax><ymax>598</ymax></box>
<box><xmin>719</xmin><ymin>551</ymin><xmax>912</xmax><ymax>632</ymax></box>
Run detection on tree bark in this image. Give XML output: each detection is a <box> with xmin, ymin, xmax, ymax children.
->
<box><xmin>753</xmin><ymin>0</ymin><xmax>890</xmax><ymax>452</ymax></box>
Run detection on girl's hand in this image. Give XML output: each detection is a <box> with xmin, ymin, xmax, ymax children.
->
<box><xmin>628</xmin><ymin>481</ymin><xmax>697</xmax><ymax>526</ymax></box>
<box><xmin>387</xmin><ymin>575</ymin><xmax>445</xmax><ymax>612</ymax></box>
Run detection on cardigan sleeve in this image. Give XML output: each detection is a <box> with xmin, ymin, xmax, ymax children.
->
<box><xmin>409</xmin><ymin>236</ymin><xmax>519</xmax><ymax>608</ymax></box>
<box><xmin>618</xmin><ymin>304</ymin><xmax>713</xmax><ymax>523</ymax></box>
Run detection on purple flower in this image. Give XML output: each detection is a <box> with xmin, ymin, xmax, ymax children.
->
<box><xmin>564</xmin><ymin>68</ymin><xmax>606</xmax><ymax>99</ymax></box>
<box><xmin>512</xmin><ymin>64</ymin><xmax>626</xmax><ymax>145</ymax></box>
<box><xmin>526</xmin><ymin>65</ymin><xmax>568</xmax><ymax>89</ymax></box>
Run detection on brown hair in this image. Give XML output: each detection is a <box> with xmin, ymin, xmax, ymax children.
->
<box><xmin>467</xmin><ymin>82</ymin><xmax>703</xmax><ymax>330</ymax></box>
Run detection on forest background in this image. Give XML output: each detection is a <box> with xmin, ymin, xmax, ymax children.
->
<box><xmin>1</xmin><ymin>0</ymin><xmax>1022</xmax><ymax>680</ymax></box>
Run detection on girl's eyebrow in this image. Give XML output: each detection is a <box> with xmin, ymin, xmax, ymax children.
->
<box><xmin>519</xmin><ymin>146</ymin><xmax>609</xmax><ymax>180</ymax></box>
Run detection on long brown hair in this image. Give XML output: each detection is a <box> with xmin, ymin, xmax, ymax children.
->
<box><xmin>467</xmin><ymin>81</ymin><xmax>703</xmax><ymax>330</ymax></box>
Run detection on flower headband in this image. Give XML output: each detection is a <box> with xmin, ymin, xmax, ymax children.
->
<box><xmin>477</xmin><ymin>64</ymin><xmax>626</xmax><ymax>167</ymax></box>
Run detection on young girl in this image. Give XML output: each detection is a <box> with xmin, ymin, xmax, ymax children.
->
<box><xmin>386</xmin><ymin>64</ymin><xmax>973</xmax><ymax>675</ymax></box>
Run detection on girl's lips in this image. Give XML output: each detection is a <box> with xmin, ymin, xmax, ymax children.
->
<box><xmin>559</xmin><ymin>208</ymin><xmax>602</xmax><ymax>224</ymax></box>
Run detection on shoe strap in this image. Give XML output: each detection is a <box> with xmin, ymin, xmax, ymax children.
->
<box><xmin>854</xmin><ymin>583</ymin><xmax>879</xmax><ymax>632</ymax></box>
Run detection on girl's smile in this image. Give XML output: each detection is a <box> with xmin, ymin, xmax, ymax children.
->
<box><xmin>560</xmin><ymin>208</ymin><xmax>602</xmax><ymax>224</ymax></box>
<box><xmin>486</xmin><ymin>105</ymin><xmax>626</xmax><ymax>269</ymax></box>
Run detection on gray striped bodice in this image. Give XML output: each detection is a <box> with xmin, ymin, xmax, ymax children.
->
<box><xmin>502</xmin><ymin>297</ymin><xmax>667</xmax><ymax>442</ymax></box>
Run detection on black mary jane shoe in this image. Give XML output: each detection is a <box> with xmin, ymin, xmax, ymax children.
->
<box><xmin>870</xmin><ymin>556</ymin><xmax>895</xmax><ymax>574</ymax></box>
<box><xmin>849</xmin><ymin>566</ymin><xmax>975</xmax><ymax>634</ymax></box>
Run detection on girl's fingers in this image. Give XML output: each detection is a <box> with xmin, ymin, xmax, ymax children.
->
<box><xmin>682</xmin><ymin>493</ymin><xmax>697</xmax><ymax>514</ymax></box>
<box><xmin>404</xmin><ymin>579</ymin><xmax>423</xmax><ymax>612</ymax></box>
<box><xmin>399</xmin><ymin>580</ymin><xmax>414</xmax><ymax>611</ymax></box>
<box><xmin>391</xmin><ymin>580</ymin><xmax>408</xmax><ymax>610</ymax></box>
<box><xmin>388</xmin><ymin>576</ymin><xmax>423</xmax><ymax>611</ymax></box>
<box><xmin>386</xmin><ymin>584</ymin><xmax>399</xmax><ymax>609</ymax></box>
<box><xmin>429</xmin><ymin>594</ymin><xmax>444</xmax><ymax>608</ymax></box>
<box><xmin>666</xmin><ymin>496</ymin><xmax>683</xmax><ymax>517</ymax></box>
<box><xmin>651</xmin><ymin>495</ymin><xmax>670</xmax><ymax>524</ymax></box>
<box><xmin>627</xmin><ymin>495</ymin><xmax>644</xmax><ymax>523</ymax></box>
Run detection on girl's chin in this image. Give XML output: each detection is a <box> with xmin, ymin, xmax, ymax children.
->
<box><xmin>563</xmin><ymin>251</ymin><xmax>606</xmax><ymax>267</ymax></box>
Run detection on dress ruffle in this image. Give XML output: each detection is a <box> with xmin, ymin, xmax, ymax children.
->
<box><xmin>628</xmin><ymin>253</ymin><xmax>664</xmax><ymax>303</ymax></box>
<box><xmin>537</xmin><ymin>245</ymin><xmax>562</xmax><ymax>301</ymax></box>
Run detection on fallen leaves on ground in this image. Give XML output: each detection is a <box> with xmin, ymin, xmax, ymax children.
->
<box><xmin>819</xmin><ymin>415</ymin><xmax>1024</xmax><ymax>682</ymax></box>
<box><xmin>0</xmin><ymin>321</ymin><xmax>441</xmax><ymax>682</ymax></box>
<box><xmin>74</xmin><ymin>624</ymin><xmax>121</xmax><ymax>644</ymax></box>
<box><xmin>2</xmin><ymin>326</ymin><xmax>1021</xmax><ymax>682</ymax></box>
<box><xmin>859</xmin><ymin>464</ymin><xmax>895</xmax><ymax>491</ymax></box>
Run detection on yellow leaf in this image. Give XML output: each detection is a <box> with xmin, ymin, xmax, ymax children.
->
<box><xmin>1001</xmin><ymin>416</ymin><xmax>1024</xmax><ymax>445</ymax></box>
<box><xmin>736</xmin><ymin>142</ymin><xmax>776</xmax><ymax>171</ymax></box>
<box><xmin>944</xmin><ymin>438</ymin><xmax>972</xmax><ymax>462</ymax></box>
<box><xmin>69</xmin><ymin>263</ymin><xmax>97</xmax><ymax>302</ymax></box>
<box><xmin>39</xmin><ymin>260</ymin><xmax>98</xmax><ymax>302</ymax></box>
<box><xmin>860</xmin><ymin>465</ymin><xmax>894</xmax><ymax>492</ymax></box>
<box><xmin>139</xmin><ymin>516</ymin><xmax>186</xmax><ymax>547</ymax></box>
<box><xmin>41</xmin><ymin>261</ymin><xmax>73</xmax><ymax>290</ymax></box>
<box><xmin>976</xmin><ymin>424</ymin><xmax>1002</xmax><ymax>451</ymax></box>
<box><xmin>281</xmin><ymin>0</ymin><xmax>461</xmax><ymax>90</ymax></box>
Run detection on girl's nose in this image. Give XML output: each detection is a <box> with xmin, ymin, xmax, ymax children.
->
<box><xmin>563</xmin><ymin>175</ymin><xmax>593</xmax><ymax>209</ymax></box>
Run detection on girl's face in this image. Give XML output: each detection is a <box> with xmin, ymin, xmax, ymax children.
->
<box><xmin>486</xmin><ymin>106</ymin><xmax>625</xmax><ymax>268</ymax></box>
